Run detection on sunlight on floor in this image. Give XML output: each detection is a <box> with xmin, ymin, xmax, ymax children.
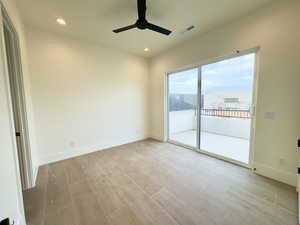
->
<box><xmin>169</xmin><ymin>130</ymin><xmax>250</xmax><ymax>164</ymax></box>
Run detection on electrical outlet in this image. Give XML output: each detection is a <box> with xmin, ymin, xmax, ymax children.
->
<box><xmin>69</xmin><ymin>141</ymin><xmax>75</xmax><ymax>148</ymax></box>
<box><xmin>279</xmin><ymin>157</ymin><xmax>286</xmax><ymax>166</ymax></box>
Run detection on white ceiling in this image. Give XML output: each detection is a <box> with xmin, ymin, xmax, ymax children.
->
<box><xmin>17</xmin><ymin>0</ymin><xmax>275</xmax><ymax>57</ymax></box>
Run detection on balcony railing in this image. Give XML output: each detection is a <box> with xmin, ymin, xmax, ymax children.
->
<box><xmin>201</xmin><ymin>109</ymin><xmax>251</xmax><ymax>119</ymax></box>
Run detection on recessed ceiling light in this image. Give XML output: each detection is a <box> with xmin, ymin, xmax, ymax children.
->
<box><xmin>56</xmin><ymin>18</ymin><xmax>67</xmax><ymax>26</ymax></box>
<box><xmin>144</xmin><ymin>48</ymin><xmax>149</xmax><ymax>52</ymax></box>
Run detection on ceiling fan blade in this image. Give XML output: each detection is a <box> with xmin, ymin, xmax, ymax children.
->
<box><xmin>113</xmin><ymin>24</ymin><xmax>137</xmax><ymax>33</ymax></box>
<box><xmin>137</xmin><ymin>0</ymin><xmax>146</xmax><ymax>20</ymax></box>
<box><xmin>146</xmin><ymin>23</ymin><xmax>172</xmax><ymax>35</ymax></box>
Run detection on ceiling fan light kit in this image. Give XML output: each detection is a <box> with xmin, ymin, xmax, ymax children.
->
<box><xmin>113</xmin><ymin>0</ymin><xmax>172</xmax><ymax>36</ymax></box>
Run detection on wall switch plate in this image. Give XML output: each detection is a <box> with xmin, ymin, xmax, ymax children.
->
<box><xmin>69</xmin><ymin>141</ymin><xmax>75</xmax><ymax>148</ymax></box>
<box><xmin>264</xmin><ymin>112</ymin><xmax>275</xmax><ymax>120</ymax></box>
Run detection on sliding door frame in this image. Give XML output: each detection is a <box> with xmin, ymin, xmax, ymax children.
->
<box><xmin>165</xmin><ymin>47</ymin><xmax>260</xmax><ymax>169</ymax></box>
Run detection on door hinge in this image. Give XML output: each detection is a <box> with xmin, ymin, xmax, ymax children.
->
<box><xmin>15</xmin><ymin>132</ymin><xmax>21</xmax><ymax>137</ymax></box>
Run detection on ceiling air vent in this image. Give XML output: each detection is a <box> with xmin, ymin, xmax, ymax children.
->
<box><xmin>180</xmin><ymin>25</ymin><xmax>195</xmax><ymax>34</ymax></box>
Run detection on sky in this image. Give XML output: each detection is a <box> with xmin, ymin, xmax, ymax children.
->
<box><xmin>169</xmin><ymin>53</ymin><xmax>255</xmax><ymax>94</ymax></box>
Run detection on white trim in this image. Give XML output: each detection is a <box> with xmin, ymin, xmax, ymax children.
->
<box><xmin>196</xmin><ymin>67</ymin><xmax>201</xmax><ymax>149</ymax></box>
<box><xmin>16</xmin><ymin>215</ymin><xmax>26</xmax><ymax>225</ymax></box>
<box><xmin>0</xmin><ymin>4</ymin><xmax>26</xmax><ymax>223</ymax></box>
<box><xmin>163</xmin><ymin>72</ymin><xmax>169</xmax><ymax>142</ymax></box>
<box><xmin>32</xmin><ymin>166</ymin><xmax>38</xmax><ymax>187</ymax></box>
<box><xmin>248</xmin><ymin>49</ymin><xmax>260</xmax><ymax>170</ymax></box>
<box><xmin>253</xmin><ymin>162</ymin><xmax>296</xmax><ymax>187</ymax></box>
<box><xmin>150</xmin><ymin>134</ymin><xmax>164</xmax><ymax>142</ymax></box>
<box><xmin>1</xmin><ymin>5</ymin><xmax>34</xmax><ymax>189</ymax></box>
<box><xmin>38</xmin><ymin>136</ymin><xmax>148</xmax><ymax>166</ymax></box>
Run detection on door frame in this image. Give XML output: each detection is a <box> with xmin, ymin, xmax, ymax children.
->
<box><xmin>165</xmin><ymin>47</ymin><xmax>260</xmax><ymax>169</ymax></box>
<box><xmin>0</xmin><ymin>5</ymin><xmax>34</xmax><ymax>189</ymax></box>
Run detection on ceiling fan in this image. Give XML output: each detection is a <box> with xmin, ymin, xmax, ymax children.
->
<box><xmin>113</xmin><ymin>0</ymin><xmax>172</xmax><ymax>36</ymax></box>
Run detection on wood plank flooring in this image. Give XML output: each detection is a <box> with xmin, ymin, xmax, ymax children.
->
<box><xmin>23</xmin><ymin>139</ymin><xmax>298</xmax><ymax>225</ymax></box>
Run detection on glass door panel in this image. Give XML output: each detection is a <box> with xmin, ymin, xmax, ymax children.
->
<box><xmin>168</xmin><ymin>68</ymin><xmax>199</xmax><ymax>148</ymax></box>
<box><xmin>200</xmin><ymin>54</ymin><xmax>255</xmax><ymax>164</ymax></box>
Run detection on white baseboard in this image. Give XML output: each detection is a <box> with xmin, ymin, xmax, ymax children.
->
<box><xmin>253</xmin><ymin>162</ymin><xmax>296</xmax><ymax>187</ymax></box>
<box><xmin>149</xmin><ymin>134</ymin><xmax>165</xmax><ymax>142</ymax></box>
<box><xmin>19</xmin><ymin>216</ymin><xmax>27</xmax><ymax>225</ymax></box>
<box><xmin>38</xmin><ymin>136</ymin><xmax>148</xmax><ymax>166</ymax></box>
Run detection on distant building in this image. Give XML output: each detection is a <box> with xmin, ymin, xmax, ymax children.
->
<box><xmin>169</xmin><ymin>94</ymin><xmax>196</xmax><ymax>111</ymax></box>
<box><xmin>224</xmin><ymin>98</ymin><xmax>240</xmax><ymax>109</ymax></box>
<box><xmin>202</xmin><ymin>92</ymin><xmax>251</xmax><ymax>110</ymax></box>
<box><xmin>169</xmin><ymin>92</ymin><xmax>251</xmax><ymax>111</ymax></box>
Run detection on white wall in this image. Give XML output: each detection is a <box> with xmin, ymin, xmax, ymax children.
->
<box><xmin>201</xmin><ymin>116</ymin><xmax>250</xmax><ymax>139</ymax></box>
<box><xmin>0</xmin><ymin>0</ymin><xmax>37</xmax><ymax>224</ymax></box>
<box><xmin>25</xmin><ymin>27</ymin><xmax>149</xmax><ymax>165</ymax></box>
<box><xmin>169</xmin><ymin>110</ymin><xmax>196</xmax><ymax>133</ymax></box>
<box><xmin>169</xmin><ymin>110</ymin><xmax>250</xmax><ymax>139</ymax></box>
<box><xmin>149</xmin><ymin>0</ymin><xmax>300</xmax><ymax>186</ymax></box>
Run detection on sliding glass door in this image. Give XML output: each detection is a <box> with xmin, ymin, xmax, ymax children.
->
<box><xmin>200</xmin><ymin>54</ymin><xmax>255</xmax><ymax>164</ymax></box>
<box><xmin>167</xmin><ymin>52</ymin><xmax>256</xmax><ymax>165</ymax></box>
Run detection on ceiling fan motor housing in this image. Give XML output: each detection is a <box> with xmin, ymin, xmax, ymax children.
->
<box><xmin>136</xmin><ymin>19</ymin><xmax>148</xmax><ymax>29</ymax></box>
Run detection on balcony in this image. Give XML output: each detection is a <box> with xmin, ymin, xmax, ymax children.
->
<box><xmin>168</xmin><ymin>109</ymin><xmax>251</xmax><ymax>164</ymax></box>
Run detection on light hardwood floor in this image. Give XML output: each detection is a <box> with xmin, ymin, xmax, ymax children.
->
<box><xmin>23</xmin><ymin>139</ymin><xmax>298</xmax><ymax>225</ymax></box>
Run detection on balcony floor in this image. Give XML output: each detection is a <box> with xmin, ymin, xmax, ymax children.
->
<box><xmin>169</xmin><ymin>130</ymin><xmax>250</xmax><ymax>164</ymax></box>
